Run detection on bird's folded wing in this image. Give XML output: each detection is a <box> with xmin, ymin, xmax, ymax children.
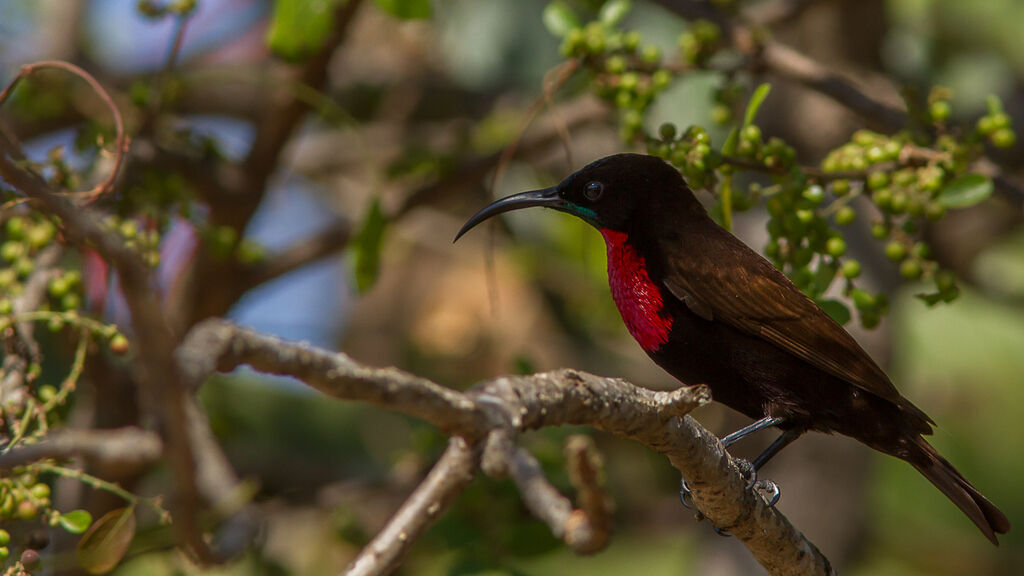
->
<box><xmin>664</xmin><ymin>250</ymin><xmax>902</xmax><ymax>404</ymax></box>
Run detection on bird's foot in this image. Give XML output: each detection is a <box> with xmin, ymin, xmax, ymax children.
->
<box><xmin>730</xmin><ymin>457</ymin><xmax>781</xmax><ymax>507</ymax></box>
<box><xmin>731</xmin><ymin>457</ymin><xmax>758</xmax><ymax>490</ymax></box>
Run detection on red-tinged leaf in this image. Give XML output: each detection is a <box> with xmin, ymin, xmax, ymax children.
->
<box><xmin>76</xmin><ymin>507</ymin><xmax>136</xmax><ymax>575</ymax></box>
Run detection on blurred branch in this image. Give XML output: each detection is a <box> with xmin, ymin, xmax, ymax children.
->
<box><xmin>179</xmin><ymin>319</ymin><xmax>836</xmax><ymax>576</ymax></box>
<box><xmin>0</xmin><ymin>145</ymin><xmax>214</xmax><ymax>561</ymax></box>
<box><xmin>0</xmin><ymin>427</ymin><xmax>161</xmax><ymax>470</ymax></box>
<box><xmin>243</xmin><ymin>220</ymin><xmax>353</xmax><ymax>288</ymax></box>
<box><xmin>344</xmin><ymin>438</ymin><xmax>479</xmax><ymax>576</ymax></box>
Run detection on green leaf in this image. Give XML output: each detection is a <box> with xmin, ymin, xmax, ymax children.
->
<box><xmin>819</xmin><ymin>299</ymin><xmax>851</xmax><ymax>325</ymax></box>
<box><xmin>742</xmin><ymin>83</ymin><xmax>772</xmax><ymax>129</ymax></box>
<box><xmin>59</xmin><ymin>509</ymin><xmax>93</xmax><ymax>534</ymax></box>
<box><xmin>354</xmin><ymin>198</ymin><xmax>387</xmax><ymax>292</ymax></box>
<box><xmin>721</xmin><ymin>126</ymin><xmax>739</xmax><ymax>156</ymax></box>
<box><xmin>266</xmin><ymin>0</ymin><xmax>346</xmax><ymax>61</ymax></box>
<box><xmin>76</xmin><ymin>507</ymin><xmax>136</xmax><ymax>575</ymax></box>
<box><xmin>599</xmin><ymin>0</ymin><xmax>632</xmax><ymax>27</ymax></box>
<box><xmin>939</xmin><ymin>173</ymin><xmax>993</xmax><ymax>209</ymax></box>
<box><xmin>373</xmin><ymin>0</ymin><xmax>431</xmax><ymax>20</ymax></box>
<box><xmin>542</xmin><ymin>1</ymin><xmax>580</xmax><ymax>37</ymax></box>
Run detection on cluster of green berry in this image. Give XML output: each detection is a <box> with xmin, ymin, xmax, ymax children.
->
<box><xmin>677</xmin><ymin>20</ymin><xmax>721</xmax><ymax>66</ymax></box>
<box><xmin>0</xmin><ymin>473</ymin><xmax>91</xmax><ymax>572</ymax></box>
<box><xmin>546</xmin><ymin>1</ymin><xmax>676</xmax><ymax>141</ymax></box>
<box><xmin>647</xmin><ymin>123</ymin><xmax>721</xmax><ymax>191</ymax></box>
<box><xmin>974</xmin><ymin>95</ymin><xmax>1016</xmax><ymax>149</ymax></box>
<box><xmin>101</xmin><ymin>215</ymin><xmax>161</xmax><ymax>268</ymax></box>
<box><xmin>0</xmin><ymin>216</ymin><xmax>58</xmax><ymax>316</ymax></box>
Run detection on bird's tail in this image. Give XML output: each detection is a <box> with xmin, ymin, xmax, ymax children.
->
<box><xmin>907</xmin><ymin>436</ymin><xmax>1010</xmax><ymax>545</ymax></box>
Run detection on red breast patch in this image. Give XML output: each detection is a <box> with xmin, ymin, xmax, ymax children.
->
<box><xmin>600</xmin><ymin>229</ymin><xmax>673</xmax><ymax>351</ymax></box>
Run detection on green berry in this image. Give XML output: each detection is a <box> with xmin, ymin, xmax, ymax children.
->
<box><xmin>977</xmin><ymin>115</ymin><xmax>996</xmax><ymax>135</ymax></box>
<box><xmin>912</xmin><ymin>242</ymin><xmax>930</xmax><ymax>259</ymax></box>
<box><xmin>866</xmin><ymin>146</ymin><xmax>885</xmax><ymax>164</ymax></box>
<box><xmin>992</xmin><ymin>128</ymin><xmax>1016</xmax><ymax>148</ymax></box>
<box><xmin>61</xmin><ymin>293</ymin><xmax>81</xmax><ymax>311</ymax></box>
<box><xmin>935</xmin><ymin>269</ymin><xmax>956</xmax><ymax>292</ymax></box>
<box><xmin>861</xmin><ymin>311</ymin><xmax>880</xmax><ymax>329</ymax></box>
<box><xmin>924</xmin><ymin>201</ymin><xmax>946</xmax><ymax>221</ymax></box>
<box><xmin>825</xmin><ymin>237</ymin><xmax>846</xmax><ymax>257</ymax></box>
<box><xmin>851</xmin><ymin>289</ymin><xmax>876</xmax><ymax>310</ymax></box>
<box><xmin>48</xmin><ymin>276</ymin><xmax>70</xmax><ymax>298</ymax></box>
<box><xmin>871</xmin><ymin>188</ymin><xmax>893</xmax><ymax>211</ymax></box>
<box><xmin>17</xmin><ymin>500</ymin><xmax>37</xmax><ymax>520</ymax></box>
<box><xmin>795</xmin><ymin>209</ymin><xmax>815</xmax><ymax>225</ymax></box>
<box><xmin>659</xmin><ymin>122</ymin><xmax>677</xmax><ymax>141</ymax></box>
<box><xmin>0</xmin><ymin>298</ymin><xmax>11</xmax><ymax>315</ymax></box>
<box><xmin>885</xmin><ymin>241</ymin><xmax>907</xmax><ymax>261</ymax></box>
<box><xmin>619</xmin><ymin>72</ymin><xmax>638</xmax><ymax>92</ymax></box>
<box><xmin>651</xmin><ymin>69</ymin><xmax>672</xmax><ymax>91</ymax></box>
<box><xmin>867</xmin><ymin>171</ymin><xmax>889</xmax><ymax>190</ymax></box>
<box><xmin>1</xmin><ymin>241</ymin><xmax>24</xmax><ymax>262</ymax></box>
<box><xmin>4</xmin><ymin>218</ymin><xmax>25</xmax><ymax>240</ymax></box>
<box><xmin>0</xmin><ymin>529</ymin><xmax>8</xmax><ymax>545</ymax></box>
<box><xmin>992</xmin><ymin>112</ymin><xmax>1011</xmax><ymax>129</ymax></box>
<box><xmin>929</xmin><ymin>100</ymin><xmax>950</xmax><ymax>122</ymax></box>
<box><xmin>623</xmin><ymin>31</ymin><xmax>641</xmax><ymax>51</ymax></box>
<box><xmin>835</xmin><ymin>206</ymin><xmax>856</xmax><ymax>226</ymax></box>
<box><xmin>871</xmin><ymin>221</ymin><xmax>890</xmax><ymax>239</ymax></box>
<box><xmin>900</xmin><ymin>259</ymin><xmax>922</xmax><ymax>280</ymax></box>
<box><xmin>802</xmin><ymin>185</ymin><xmax>824</xmax><ymax>205</ymax></box>
<box><xmin>47</xmin><ymin>316</ymin><xmax>64</xmax><ymax>332</ymax></box>
<box><xmin>832</xmin><ymin>180</ymin><xmax>850</xmax><ymax>196</ymax></box>
<box><xmin>711</xmin><ymin>104</ymin><xmax>732</xmax><ymax>125</ymax></box>
<box><xmin>30</xmin><ymin>483</ymin><xmax>50</xmax><ymax>500</ymax></box>
<box><xmin>110</xmin><ymin>333</ymin><xmax>130</xmax><ymax>355</ymax></box>
<box><xmin>742</xmin><ymin>124</ymin><xmax>761</xmax><ymax>143</ymax></box>
<box><xmin>38</xmin><ymin>385</ymin><xmax>57</xmax><ymax>402</ymax></box>
<box><xmin>641</xmin><ymin>44</ymin><xmax>661</xmax><ymax>64</ymax></box>
<box><xmin>841</xmin><ymin>259</ymin><xmax>862</xmax><ymax>279</ymax></box>
<box><xmin>0</xmin><ymin>547</ymin><xmax>8</xmax><ymax>561</ymax></box>
<box><xmin>605</xmin><ymin>56</ymin><xmax>626</xmax><ymax>74</ymax></box>
<box><xmin>889</xmin><ymin>191</ymin><xmax>908</xmax><ymax>214</ymax></box>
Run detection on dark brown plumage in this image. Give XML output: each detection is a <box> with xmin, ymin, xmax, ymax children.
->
<box><xmin>456</xmin><ymin>153</ymin><xmax>1010</xmax><ymax>544</ymax></box>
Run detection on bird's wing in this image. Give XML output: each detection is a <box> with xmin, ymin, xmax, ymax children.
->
<box><xmin>663</xmin><ymin>240</ymin><xmax>902</xmax><ymax>404</ymax></box>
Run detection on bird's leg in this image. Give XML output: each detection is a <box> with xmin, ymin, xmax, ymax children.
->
<box><xmin>746</xmin><ymin>428</ymin><xmax>802</xmax><ymax>508</ymax></box>
<box><xmin>721</xmin><ymin>415</ymin><xmax>786</xmax><ymax>448</ymax></box>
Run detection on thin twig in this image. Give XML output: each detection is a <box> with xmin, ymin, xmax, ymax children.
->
<box><xmin>0</xmin><ymin>60</ymin><xmax>129</xmax><ymax>203</ymax></box>
<box><xmin>0</xmin><ymin>427</ymin><xmax>161</xmax><ymax>470</ymax></box>
<box><xmin>343</xmin><ymin>438</ymin><xmax>479</xmax><ymax>576</ymax></box>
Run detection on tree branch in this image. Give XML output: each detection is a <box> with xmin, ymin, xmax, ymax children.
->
<box><xmin>343</xmin><ymin>438</ymin><xmax>479</xmax><ymax>576</ymax></box>
<box><xmin>179</xmin><ymin>318</ymin><xmax>836</xmax><ymax>576</ymax></box>
<box><xmin>0</xmin><ymin>427</ymin><xmax>161</xmax><ymax>470</ymax></box>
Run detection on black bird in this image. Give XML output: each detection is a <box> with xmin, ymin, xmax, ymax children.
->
<box><xmin>455</xmin><ymin>153</ymin><xmax>1010</xmax><ymax>544</ymax></box>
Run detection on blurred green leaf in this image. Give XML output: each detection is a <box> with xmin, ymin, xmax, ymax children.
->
<box><xmin>266</xmin><ymin>0</ymin><xmax>346</xmax><ymax>61</ymax></box>
<box><xmin>939</xmin><ymin>173</ymin><xmax>992</xmax><ymax>208</ymax></box>
<box><xmin>599</xmin><ymin>0</ymin><xmax>632</xmax><ymax>27</ymax></box>
<box><xmin>373</xmin><ymin>0</ymin><xmax>431</xmax><ymax>19</ymax></box>
<box><xmin>915</xmin><ymin>291</ymin><xmax>944</xmax><ymax>306</ymax></box>
<box><xmin>76</xmin><ymin>507</ymin><xmax>136</xmax><ymax>575</ymax></box>
<box><xmin>59</xmin><ymin>509</ymin><xmax>93</xmax><ymax>534</ymax></box>
<box><xmin>354</xmin><ymin>198</ymin><xmax>387</xmax><ymax>292</ymax></box>
<box><xmin>542</xmin><ymin>1</ymin><xmax>580</xmax><ymax>37</ymax></box>
<box><xmin>819</xmin><ymin>299</ymin><xmax>851</xmax><ymax>325</ymax></box>
<box><xmin>742</xmin><ymin>83</ymin><xmax>772</xmax><ymax>129</ymax></box>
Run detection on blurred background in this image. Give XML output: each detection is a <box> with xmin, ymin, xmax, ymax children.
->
<box><xmin>1</xmin><ymin>0</ymin><xmax>1023</xmax><ymax>574</ymax></box>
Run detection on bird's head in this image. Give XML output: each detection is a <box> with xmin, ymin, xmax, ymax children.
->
<box><xmin>454</xmin><ymin>153</ymin><xmax>703</xmax><ymax>241</ymax></box>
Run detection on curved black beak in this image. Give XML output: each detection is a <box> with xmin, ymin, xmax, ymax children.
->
<box><xmin>453</xmin><ymin>186</ymin><xmax>564</xmax><ymax>242</ymax></box>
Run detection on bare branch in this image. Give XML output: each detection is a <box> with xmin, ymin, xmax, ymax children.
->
<box><xmin>0</xmin><ymin>427</ymin><xmax>161</xmax><ymax>470</ymax></box>
<box><xmin>343</xmin><ymin>438</ymin><xmax>479</xmax><ymax>576</ymax></box>
<box><xmin>179</xmin><ymin>319</ymin><xmax>836</xmax><ymax>576</ymax></box>
<box><xmin>564</xmin><ymin>435</ymin><xmax>613</xmax><ymax>554</ymax></box>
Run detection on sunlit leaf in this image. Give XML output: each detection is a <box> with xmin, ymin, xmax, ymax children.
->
<box><xmin>543</xmin><ymin>1</ymin><xmax>580</xmax><ymax>37</ymax></box>
<box><xmin>76</xmin><ymin>507</ymin><xmax>136</xmax><ymax>575</ymax></box>
<box><xmin>266</xmin><ymin>0</ymin><xmax>346</xmax><ymax>61</ymax></box>
<box><xmin>373</xmin><ymin>0</ymin><xmax>431</xmax><ymax>20</ymax></box>
<box><xmin>939</xmin><ymin>173</ymin><xmax>993</xmax><ymax>209</ymax></box>
<box><xmin>354</xmin><ymin>198</ymin><xmax>387</xmax><ymax>292</ymax></box>
<box><xmin>599</xmin><ymin>0</ymin><xmax>632</xmax><ymax>27</ymax></box>
<box><xmin>58</xmin><ymin>509</ymin><xmax>93</xmax><ymax>534</ymax></box>
<box><xmin>742</xmin><ymin>83</ymin><xmax>772</xmax><ymax>129</ymax></box>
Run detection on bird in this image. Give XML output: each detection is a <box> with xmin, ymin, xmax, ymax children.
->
<box><xmin>454</xmin><ymin>153</ymin><xmax>1010</xmax><ymax>544</ymax></box>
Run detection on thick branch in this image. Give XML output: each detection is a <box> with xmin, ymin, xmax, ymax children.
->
<box><xmin>179</xmin><ymin>319</ymin><xmax>835</xmax><ymax>576</ymax></box>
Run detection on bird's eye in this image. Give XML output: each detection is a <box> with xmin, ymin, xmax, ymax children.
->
<box><xmin>584</xmin><ymin>181</ymin><xmax>603</xmax><ymax>201</ymax></box>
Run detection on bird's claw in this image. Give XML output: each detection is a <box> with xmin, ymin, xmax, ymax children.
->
<box><xmin>754</xmin><ymin>479</ymin><xmax>781</xmax><ymax>507</ymax></box>
<box><xmin>678</xmin><ymin>478</ymin><xmax>704</xmax><ymax>521</ymax></box>
<box><xmin>712</xmin><ymin>524</ymin><xmax>732</xmax><ymax>537</ymax></box>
